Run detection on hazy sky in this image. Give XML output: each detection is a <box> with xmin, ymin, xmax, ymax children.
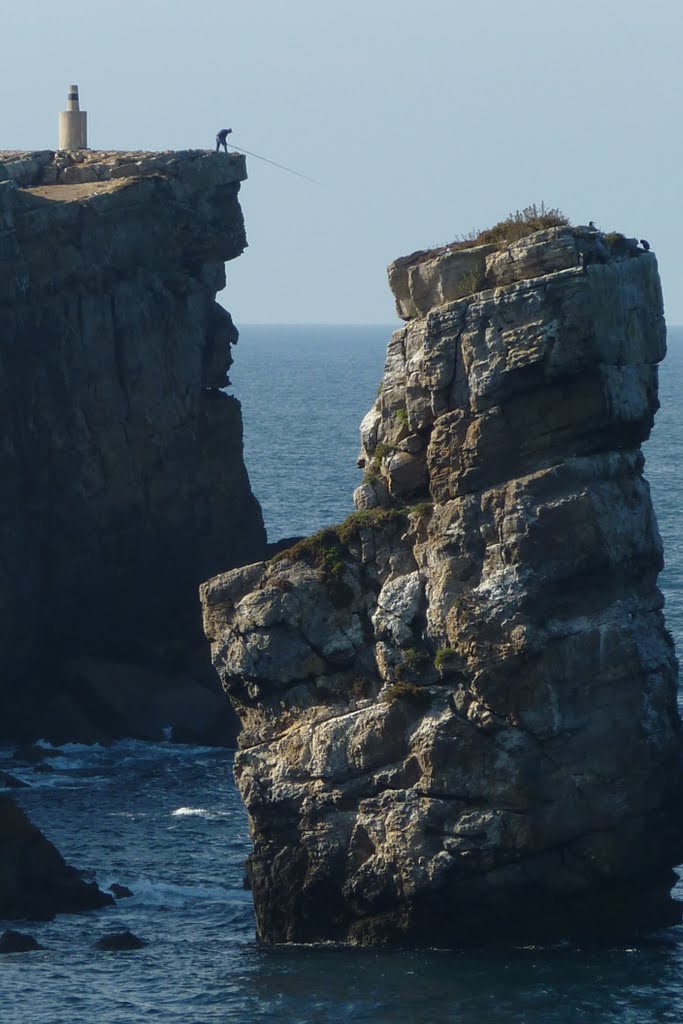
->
<box><xmin>4</xmin><ymin>0</ymin><xmax>682</xmax><ymax>324</ymax></box>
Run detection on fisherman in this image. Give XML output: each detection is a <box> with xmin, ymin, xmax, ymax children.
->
<box><xmin>215</xmin><ymin>128</ymin><xmax>232</xmax><ymax>153</ymax></box>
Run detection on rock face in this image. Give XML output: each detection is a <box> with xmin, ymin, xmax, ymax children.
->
<box><xmin>202</xmin><ymin>225</ymin><xmax>683</xmax><ymax>945</ymax></box>
<box><xmin>0</xmin><ymin>794</ymin><xmax>113</xmax><ymax>920</ymax></box>
<box><xmin>0</xmin><ymin>149</ymin><xmax>266</xmax><ymax>743</ymax></box>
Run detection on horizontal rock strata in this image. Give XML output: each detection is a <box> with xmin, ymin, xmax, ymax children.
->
<box><xmin>0</xmin><ymin>149</ymin><xmax>266</xmax><ymax>743</ymax></box>
<box><xmin>202</xmin><ymin>225</ymin><xmax>683</xmax><ymax>945</ymax></box>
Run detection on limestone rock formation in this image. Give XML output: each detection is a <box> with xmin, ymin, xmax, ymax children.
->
<box><xmin>0</xmin><ymin>149</ymin><xmax>266</xmax><ymax>743</ymax></box>
<box><xmin>0</xmin><ymin>794</ymin><xmax>113</xmax><ymax>920</ymax></box>
<box><xmin>202</xmin><ymin>224</ymin><xmax>683</xmax><ymax>945</ymax></box>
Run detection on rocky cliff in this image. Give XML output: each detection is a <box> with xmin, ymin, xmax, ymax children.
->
<box><xmin>0</xmin><ymin>149</ymin><xmax>266</xmax><ymax>743</ymax></box>
<box><xmin>202</xmin><ymin>223</ymin><xmax>683</xmax><ymax>945</ymax></box>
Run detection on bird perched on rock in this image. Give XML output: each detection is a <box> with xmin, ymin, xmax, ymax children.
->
<box><xmin>640</xmin><ymin>239</ymin><xmax>651</xmax><ymax>251</ymax></box>
<box><xmin>588</xmin><ymin>221</ymin><xmax>597</xmax><ymax>230</ymax></box>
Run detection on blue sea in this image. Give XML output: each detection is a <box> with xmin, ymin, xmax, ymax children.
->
<box><xmin>2</xmin><ymin>323</ymin><xmax>683</xmax><ymax>1024</ymax></box>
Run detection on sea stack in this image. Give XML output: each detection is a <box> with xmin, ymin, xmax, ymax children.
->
<box><xmin>0</xmin><ymin>149</ymin><xmax>266</xmax><ymax>743</ymax></box>
<box><xmin>202</xmin><ymin>221</ymin><xmax>683</xmax><ymax>945</ymax></box>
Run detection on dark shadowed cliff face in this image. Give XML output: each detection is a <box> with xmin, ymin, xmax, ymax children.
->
<box><xmin>0</xmin><ymin>149</ymin><xmax>266</xmax><ymax>743</ymax></box>
<box><xmin>0</xmin><ymin>794</ymin><xmax>112</xmax><ymax>920</ymax></box>
<box><xmin>202</xmin><ymin>226</ymin><xmax>683</xmax><ymax>945</ymax></box>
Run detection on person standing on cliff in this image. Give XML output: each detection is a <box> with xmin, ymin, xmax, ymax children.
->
<box><xmin>215</xmin><ymin>128</ymin><xmax>232</xmax><ymax>153</ymax></box>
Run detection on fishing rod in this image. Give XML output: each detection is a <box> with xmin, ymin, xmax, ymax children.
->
<box><xmin>228</xmin><ymin>140</ymin><xmax>322</xmax><ymax>186</ymax></box>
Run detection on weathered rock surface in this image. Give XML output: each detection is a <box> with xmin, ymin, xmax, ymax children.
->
<box><xmin>0</xmin><ymin>149</ymin><xmax>266</xmax><ymax>743</ymax></box>
<box><xmin>0</xmin><ymin>794</ymin><xmax>113</xmax><ymax>920</ymax></box>
<box><xmin>202</xmin><ymin>225</ymin><xmax>683</xmax><ymax>945</ymax></box>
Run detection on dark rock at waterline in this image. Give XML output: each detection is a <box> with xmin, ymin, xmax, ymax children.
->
<box><xmin>109</xmin><ymin>883</ymin><xmax>134</xmax><ymax>899</ymax></box>
<box><xmin>12</xmin><ymin>744</ymin><xmax>59</xmax><ymax>764</ymax></box>
<box><xmin>0</xmin><ymin>794</ymin><xmax>114</xmax><ymax>920</ymax></box>
<box><xmin>95</xmin><ymin>929</ymin><xmax>145</xmax><ymax>951</ymax></box>
<box><xmin>0</xmin><ymin>930</ymin><xmax>45</xmax><ymax>953</ymax></box>
<box><xmin>0</xmin><ymin>771</ymin><xmax>29</xmax><ymax>789</ymax></box>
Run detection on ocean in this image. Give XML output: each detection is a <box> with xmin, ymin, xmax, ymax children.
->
<box><xmin>2</xmin><ymin>323</ymin><xmax>683</xmax><ymax>1024</ymax></box>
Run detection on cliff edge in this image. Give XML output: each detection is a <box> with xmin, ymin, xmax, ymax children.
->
<box><xmin>0</xmin><ymin>149</ymin><xmax>266</xmax><ymax>743</ymax></box>
<box><xmin>202</xmin><ymin>221</ymin><xmax>683</xmax><ymax>944</ymax></box>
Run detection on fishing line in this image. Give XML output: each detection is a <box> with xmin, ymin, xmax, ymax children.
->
<box><xmin>228</xmin><ymin>141</ymin><xmax>322</xmax><ymax>185</ymax></box>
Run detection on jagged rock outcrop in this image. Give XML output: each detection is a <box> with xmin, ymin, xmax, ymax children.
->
<box><xmin>0</xmin><ymin>794</ymin><xmax>113</xmax><ymax>920</ymax></box>
<box><xmin>0</xmin><ymin>149</ymin><xmax>266</xmax><ymax>743</ymax></box>
<box><xmin>202</xmin><ymin>224</ymin><xmax>683</xmax><ymax>945</ymax></box>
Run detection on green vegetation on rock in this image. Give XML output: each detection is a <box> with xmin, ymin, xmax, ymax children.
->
<box><xmin>383</xmin><ymin>682</ymin><xmax>432</xmax><ymax>708</ymax></box>
<box><xmin>270</xmin><ymin>528</ymin><xmax>345</xmax><ymax>574</ymax></box>
<box><xmin>461</xmin><ymin>203</ymin><xmax>569</xmax><ymax>248</ymax></box>
<box><xmin>604</xmin><ymin>231</ymin><xmax>634</xmax><ymax>255</ymax></box>
<box><xmin>403</xmin><ymin>648</ymin><xmax>430</xmax><ymax>672</ymax></box>
<box><xmin>268</xmin><ymin>508</ymin><xmax>411</xmax><ymax>608</ymax></box>
<box><xmin>456</xmin><ymin>268</ymin><xmax>485</xmax><ymax>295</ymax></box>
<box><xmin>414</xmin><ymin>204</ymin><xmax>570</xmax><ymax>266</ymax></box>
<box><xmin>336</xmin><ymin>507</ymin><xmax>406</xmax><ymax>543</ymax></box>
<box><xmin>363</xmin><ymin>441</ymin><xmax>399</xmax><ymax>482</ymax></box>
<box><xmin>407</xmin><ymin>501</ymin><xmax>434</xmax><ymax>519</ymax></box>
<box><xmin>434</xmin><ymin>646</ymin><xmax>457</xmax><ymax>669</ymax></box>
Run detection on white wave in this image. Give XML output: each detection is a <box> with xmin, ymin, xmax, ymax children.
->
<box><xmin>37</xmin><ymin>740</ymin><xmax>109</xmax><ymax>754</ymax></box>
<box><xmin>171</xmin><ymin>806</ymin><xmax>232</xmax><ymax>820</ymax></box>
<box><xmin>46</xmin><ymin>756</ymin><xmax>91</xmax><ymax>771</ymax></box>
<box><xmin>120</xmin><ymin>876</ymin><xmax>235</xmax><ymax>906</ymax></box>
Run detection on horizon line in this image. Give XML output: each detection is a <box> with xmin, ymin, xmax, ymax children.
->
<box><xmin>235</xmin><ymin>320</ymin><xmax>683</xmax><ymax>329</ymax></box>
<box><xmin>236</xmin><ymin>321</ymin><xmax>402</xmax><ymax>328</ymax></box>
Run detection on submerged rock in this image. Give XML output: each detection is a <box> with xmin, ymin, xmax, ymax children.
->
<box><xmin>0</xmin><ymin>794</ymin><xmax>113</xmax><ymax>920</ymax></box>
<box><xmin>202</xmin><ymin>224</ymin><xmax>683</xmax><ymax>946</ymax></box>
<box><xmin>0</xmin><ymin>771</ymin><xmax>29</xmax><ymax>789</ymax></box>
<box><xmin>0</xmin><ymin>930</ymin><xmax>45</xmax><ymax>953</ymax></box>
<box><xmin>0</xmin><ymin>149</ymin><xmax>266</xmax><ymax>744</ymax></box>
<box><xmin>94</xmin><ymin>929</ymin><xmax>145</xmax><ymax>951</ymax></box>
<box><xmin>12</xmin><ymin>744</ymin><xmax>59</xmax><ymax>764</ymax></box>
<box><xmin>109</xmin><ymin>883</ymin><xmax>134</xmax><ymax>900</ymax></box>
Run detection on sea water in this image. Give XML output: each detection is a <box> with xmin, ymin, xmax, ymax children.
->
<box><xmin>2</xmin><ymin>324</ymin><xmax>683</xmax><ymax>1024</ymax></box>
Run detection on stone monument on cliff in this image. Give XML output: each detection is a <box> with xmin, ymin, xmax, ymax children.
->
<box><xmin>58</xmin><ymin>84</ymin><xmax>87</xmax><ymax>150</ymax></box>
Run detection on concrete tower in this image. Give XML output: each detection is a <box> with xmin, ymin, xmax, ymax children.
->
<box><xmin>58</xmin><ymin>85</ymin><xmax>87</xmax><ymax>150</ymax></box>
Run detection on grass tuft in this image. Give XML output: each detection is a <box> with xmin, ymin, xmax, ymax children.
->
<box><xmin>383</xmin><ymin>682</ymin><xmax>432</xmax><ymax>708</ymax></box>
<box><xmin>403</xmin><ymin>647</ymin><xmax>430</xmax><ymax>672</ymax></box>
<box><xmin>434</xmin><ymin>646</ymin><xmax>457</xmax><ymax>669</ymax></box>
<box><xmin>409</xmin><ymin>204</ymin><xmax>569</xmax><ymax>266</ymax></box>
